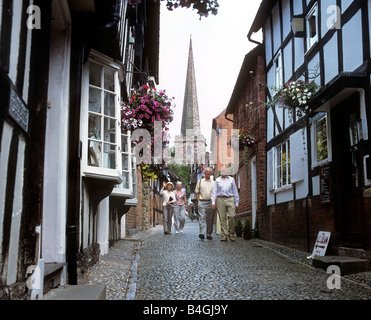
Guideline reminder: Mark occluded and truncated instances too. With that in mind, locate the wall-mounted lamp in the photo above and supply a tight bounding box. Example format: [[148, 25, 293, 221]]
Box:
[[291, 15, 305, 37], [148, 76, 156, 89]]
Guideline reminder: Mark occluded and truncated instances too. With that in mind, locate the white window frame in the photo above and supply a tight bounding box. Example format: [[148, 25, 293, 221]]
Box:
[[112, 132, 138, 200], [274, 50, 283, 92], [274, 140, 291, 190], [306, 3, 319, 54], [311, 113, 332, 168], [81, 50, 123, 182]]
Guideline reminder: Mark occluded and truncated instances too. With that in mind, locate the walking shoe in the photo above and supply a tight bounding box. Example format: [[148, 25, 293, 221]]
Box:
[[207, 235, 213, 240], [221, 237, 227, 242], [199, 234, 205, 240], [229, 236, 236, 242]]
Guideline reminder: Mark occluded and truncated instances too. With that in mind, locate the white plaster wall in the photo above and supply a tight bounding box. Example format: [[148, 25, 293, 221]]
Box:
[[321, 0, 337, 38], [323, 32, 338, 85], [0, 123, 12, 261], [97, 197, 110, 255], [342, 10, 363, 72], [283, 40, 293, 82], [8, 0, 23, 84], [6, 138, 25, 285], [272, 2, 281, 56], [265, 19, 273, 65], [281, 0, 291, 40]]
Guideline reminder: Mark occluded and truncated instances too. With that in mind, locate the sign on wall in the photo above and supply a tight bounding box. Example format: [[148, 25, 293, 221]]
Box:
[[9, 87, 29, 133], [320, 164, 331, 204]]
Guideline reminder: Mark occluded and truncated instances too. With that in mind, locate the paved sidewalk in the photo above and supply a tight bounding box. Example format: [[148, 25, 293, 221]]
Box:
[[79, 219, 371, 300]]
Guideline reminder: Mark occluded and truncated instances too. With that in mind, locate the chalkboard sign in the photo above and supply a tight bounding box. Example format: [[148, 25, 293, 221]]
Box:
[[320, 164, 331, 204]]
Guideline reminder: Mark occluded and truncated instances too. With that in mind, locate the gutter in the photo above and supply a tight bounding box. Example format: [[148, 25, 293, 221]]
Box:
[[225, 113, 234, 123], [247, 30, 262, 46]]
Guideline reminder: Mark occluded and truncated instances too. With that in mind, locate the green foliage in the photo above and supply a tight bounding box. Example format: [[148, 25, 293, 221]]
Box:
[[168, 164, 191, 197], [235, 219, 243, 231], [129, 0, 219, 18], [243, 218, 251, 233]]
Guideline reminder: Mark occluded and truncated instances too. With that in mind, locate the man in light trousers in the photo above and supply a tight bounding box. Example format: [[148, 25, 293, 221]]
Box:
[[211, 165, 239, 242], [195, 168, 215, 240]]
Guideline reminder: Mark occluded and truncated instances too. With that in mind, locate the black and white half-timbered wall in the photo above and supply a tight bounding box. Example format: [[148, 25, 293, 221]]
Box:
[[0, 0, 52, 299], [249, 0, 371, 252], [0, 0, 159, 300]]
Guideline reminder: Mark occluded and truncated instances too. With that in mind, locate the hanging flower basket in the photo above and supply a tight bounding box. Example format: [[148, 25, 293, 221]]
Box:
[[121, 85, 174, 133], [267, 80, 320, 119], [121, 85, 175, 181], [232, 126, 257, 150]]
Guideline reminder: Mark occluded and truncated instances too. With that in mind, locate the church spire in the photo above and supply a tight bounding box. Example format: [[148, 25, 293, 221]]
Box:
[[175, 37, 207, 167], [181, 36, 201, 136]]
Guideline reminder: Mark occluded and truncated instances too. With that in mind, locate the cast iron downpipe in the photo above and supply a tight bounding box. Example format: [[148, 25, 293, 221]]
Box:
[[66, 1, 124, 285], [66, 35, 83, 285]]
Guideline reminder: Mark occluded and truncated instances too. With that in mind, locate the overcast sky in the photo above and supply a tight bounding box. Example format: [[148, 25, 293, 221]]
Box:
[[158, 0, 263, 151]]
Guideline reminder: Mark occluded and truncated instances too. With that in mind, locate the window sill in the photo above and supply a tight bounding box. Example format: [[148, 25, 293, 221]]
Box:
[[312, 159, 331, 169], [125, 198, 138, 206], [111, 188, 133, 198], [273, 184, 293, 193], [83, 168, 123, 184]]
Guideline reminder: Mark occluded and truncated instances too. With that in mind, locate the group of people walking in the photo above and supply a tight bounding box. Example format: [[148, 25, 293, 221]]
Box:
[[160, 181, 188, 235], [160, 165, 239, 242]]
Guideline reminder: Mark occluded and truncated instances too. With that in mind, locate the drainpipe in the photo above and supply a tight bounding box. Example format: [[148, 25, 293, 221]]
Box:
[[305, 121, 312, 254], [66, 33, 84, 285], [305, 193, 310, 253]]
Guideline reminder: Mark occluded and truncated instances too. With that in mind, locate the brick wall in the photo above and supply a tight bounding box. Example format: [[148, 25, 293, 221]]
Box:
[[125, 166, 143, 233], [261, 196, 338, 253], [212, 109, 234, 176], [125, 166, 164, 235], [232, 54, 266, 237]]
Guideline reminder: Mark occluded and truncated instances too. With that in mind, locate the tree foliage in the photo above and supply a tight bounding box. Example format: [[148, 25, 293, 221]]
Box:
[[168, 163, 191, 197], [129, 0, 219, 18]]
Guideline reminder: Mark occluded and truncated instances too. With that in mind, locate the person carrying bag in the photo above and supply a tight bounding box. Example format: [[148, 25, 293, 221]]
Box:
[[160, 181, 176, 235]]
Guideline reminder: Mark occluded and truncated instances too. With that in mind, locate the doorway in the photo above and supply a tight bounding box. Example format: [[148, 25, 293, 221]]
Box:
[[331, 92, 365, 248]]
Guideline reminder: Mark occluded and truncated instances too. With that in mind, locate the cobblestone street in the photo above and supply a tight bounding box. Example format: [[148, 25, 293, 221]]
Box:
[[80, 219, 371, 301]]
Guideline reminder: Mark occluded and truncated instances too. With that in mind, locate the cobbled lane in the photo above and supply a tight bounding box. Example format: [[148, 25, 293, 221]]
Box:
[[135, 220, 371, 300], [79, 219, 371, 300]]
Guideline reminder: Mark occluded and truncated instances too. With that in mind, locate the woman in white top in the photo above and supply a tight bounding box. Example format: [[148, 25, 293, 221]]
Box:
[[160, 181, 176, 235]]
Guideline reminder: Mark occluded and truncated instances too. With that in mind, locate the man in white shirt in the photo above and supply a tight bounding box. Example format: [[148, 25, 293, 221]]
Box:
[[211, 165, 239, 242], [195, 168, 215, 240]]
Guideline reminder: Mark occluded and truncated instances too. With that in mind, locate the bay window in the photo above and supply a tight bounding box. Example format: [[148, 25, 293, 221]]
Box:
[[82, 51, 123, 181], [112, 131, 137, 200]]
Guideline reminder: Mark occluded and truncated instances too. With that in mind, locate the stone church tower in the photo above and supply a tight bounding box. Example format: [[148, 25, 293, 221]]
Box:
[[174, 37, 207, 166]]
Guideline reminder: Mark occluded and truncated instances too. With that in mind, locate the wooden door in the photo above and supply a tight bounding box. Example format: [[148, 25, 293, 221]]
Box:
[[331, 93, 365, 248]]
